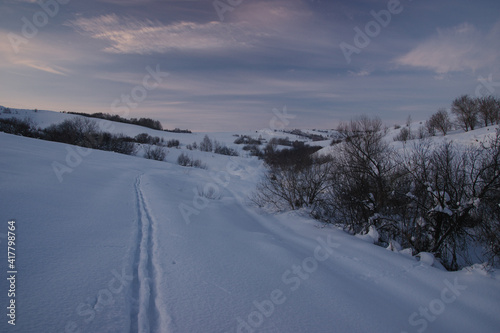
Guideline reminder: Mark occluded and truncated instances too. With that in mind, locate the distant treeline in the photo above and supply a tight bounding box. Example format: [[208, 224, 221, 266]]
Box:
[[64, 111, 191, 133]]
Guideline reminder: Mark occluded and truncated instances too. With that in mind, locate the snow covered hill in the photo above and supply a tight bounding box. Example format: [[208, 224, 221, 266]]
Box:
[[0, 109, 500, 333]]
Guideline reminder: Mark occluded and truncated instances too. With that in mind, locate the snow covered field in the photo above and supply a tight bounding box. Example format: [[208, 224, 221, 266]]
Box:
[[1, 109, 500, 332]]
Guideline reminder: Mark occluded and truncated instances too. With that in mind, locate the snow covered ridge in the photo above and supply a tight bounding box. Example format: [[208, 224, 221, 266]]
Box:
[[0, 110, 500, 332]]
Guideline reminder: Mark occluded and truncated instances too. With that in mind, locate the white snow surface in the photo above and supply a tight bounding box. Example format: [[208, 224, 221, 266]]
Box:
[[0, 110, 500, 333]]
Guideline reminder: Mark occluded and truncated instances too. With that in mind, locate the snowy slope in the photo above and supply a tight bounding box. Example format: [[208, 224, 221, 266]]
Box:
[[0, 107, 309, 151], [0, 110, 500, 332]]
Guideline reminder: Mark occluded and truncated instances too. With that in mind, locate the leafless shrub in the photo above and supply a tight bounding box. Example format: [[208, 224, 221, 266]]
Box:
[[477, 95, 499, 126], [177, 153, 207, 169], [144, 145, 167, 161], [451, 95, 479, 131]]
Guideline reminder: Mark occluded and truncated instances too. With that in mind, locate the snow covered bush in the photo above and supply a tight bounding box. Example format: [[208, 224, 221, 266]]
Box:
[[400, 134, 500, 269]]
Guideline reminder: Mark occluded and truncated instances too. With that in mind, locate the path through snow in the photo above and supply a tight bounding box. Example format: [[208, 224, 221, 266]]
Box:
[[132, 174, 173, 333]]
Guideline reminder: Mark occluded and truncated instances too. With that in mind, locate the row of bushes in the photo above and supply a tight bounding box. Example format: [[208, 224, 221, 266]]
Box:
[[285, 129, 328, 141], [186, 135, 239, 156], [0, 117, 184, 158], [0, 117, 39, 137], [66, 111, 164, 131], [254, 116, 500, 270], [134, 133, 179, 148], [234, 135, 263, 145]]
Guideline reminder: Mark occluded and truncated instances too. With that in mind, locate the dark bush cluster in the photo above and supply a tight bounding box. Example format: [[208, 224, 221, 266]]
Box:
[[268, 137, 293, 147], [234, 135, 262, 145], [164, 128, 192, 134], [255, 115, 500, 270], [66, 112, 164, 130], [242, 144, 262, 157], [135, 133, 162, 145], [0, 117, 40, 137], [198, 135, 239, 156], [214, 142, 239, 156], [177, 153, 206, 169], [166, 139, 180, 148], [253, 143, 331, 211], [144, 145, 167, 161], [286, 129, 328, 141], [0, 117, 137, 156], [133, 134, 178, 148], [44, 118, 137, 155], [97, 132, 137, 155], [261, 144, 322, 168]]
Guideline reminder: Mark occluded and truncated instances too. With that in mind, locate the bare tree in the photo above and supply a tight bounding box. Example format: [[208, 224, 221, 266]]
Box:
[[477, 95, 499, 126], [328, 116, 399, 233], [475, 129, 500, 264], [451, 95, 478, 131], [426, 108, 452, 136]]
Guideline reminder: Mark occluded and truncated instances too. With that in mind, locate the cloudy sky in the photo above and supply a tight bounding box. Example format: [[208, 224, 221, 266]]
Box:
[[1, 0, 499, 131]]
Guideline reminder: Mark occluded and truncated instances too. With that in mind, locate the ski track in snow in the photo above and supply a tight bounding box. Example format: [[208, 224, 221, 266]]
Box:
[[131, 174, 172, 333]]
